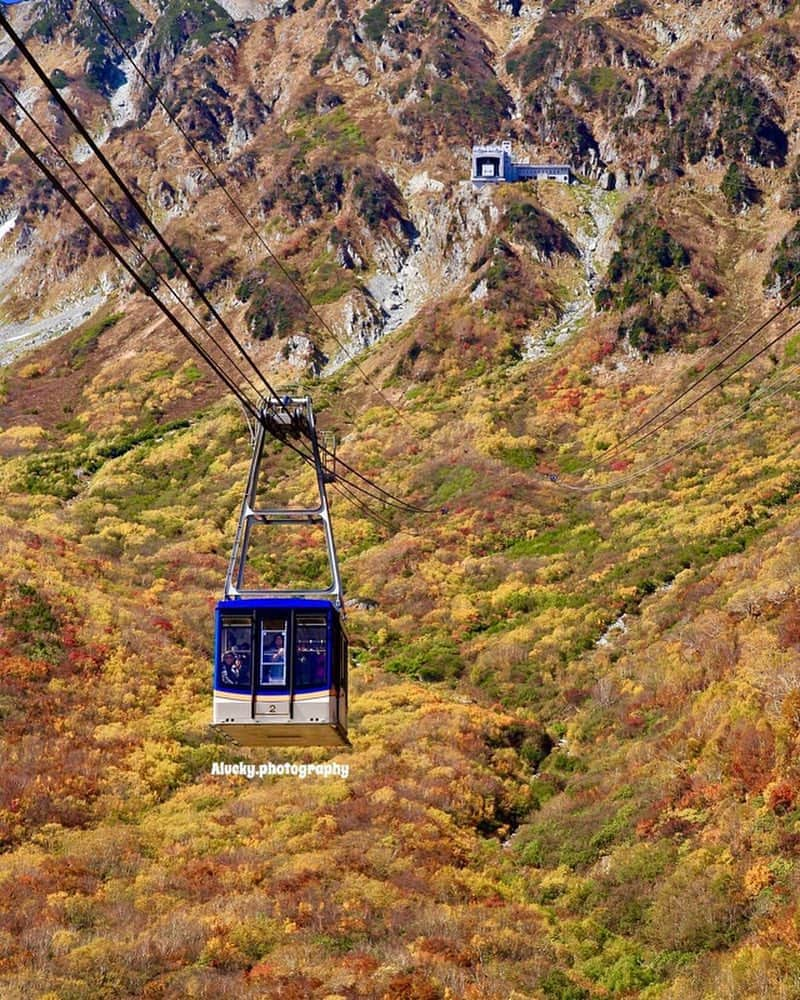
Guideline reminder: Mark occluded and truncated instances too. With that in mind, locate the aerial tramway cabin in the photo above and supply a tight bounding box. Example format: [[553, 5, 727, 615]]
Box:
[[213, 597, 348, 747], [212, 397, 349, 747]]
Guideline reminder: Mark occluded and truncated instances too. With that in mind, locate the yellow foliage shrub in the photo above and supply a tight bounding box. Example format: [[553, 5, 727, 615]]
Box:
[[0, 424, 45, 453]]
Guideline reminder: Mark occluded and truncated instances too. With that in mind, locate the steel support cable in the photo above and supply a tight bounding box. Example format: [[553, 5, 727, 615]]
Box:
[[0, 107, 263, 423], [256, 391, 440, 514], [554, 365, 800, 494], [327, 466, 433, 513], [564, 304, 754, 478], [247, 426, 409, 532], [316, 441, 439, 513], [550, 325, 800, 493], [552, 305, 800, 491], [0, 77, 266, 407], [546, 187, 800, 479], [80, 0, 413, 430], [587, 290, 800, 471], [76, 0, 443, 512], [0, 9, 279, 407], [332, 477, 423, 536], [328, 478, 399, 532], [266, 410, 437, 515], [600, 310, 800, 463], [328, 459, 437, 514], [261, 417, 432, 517], [275, 429, 427, 515], [35, 0, 425, 509]]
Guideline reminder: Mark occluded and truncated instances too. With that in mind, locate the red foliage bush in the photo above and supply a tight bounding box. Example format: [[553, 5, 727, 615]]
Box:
[[589, 337, 616, 363], [727, 720, 775, 795], [782, 690, 800, 734], [778, 601, 800, 649], [767, 782, 796, 815], [553, 388, 584, 413], [383, 972, 443, 1000], [562, 686, 589, 706], [342, 952, 380, 976], [416, 936, 474, 966]]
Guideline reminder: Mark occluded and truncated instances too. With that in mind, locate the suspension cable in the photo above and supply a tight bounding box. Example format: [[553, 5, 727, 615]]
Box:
[[0, 77, 267, 407], [600, 311, 800, 467], [593, 289, 800, 470], [1, 5, 432, 510], [316, 441, 439, 513], [271, 423, 430, 517], [0, 105, 264, 422], [549, 328, 800, 493], [328, 478, 399, 532], [0, 9, 440, 519], [0, 7, 279, 406]]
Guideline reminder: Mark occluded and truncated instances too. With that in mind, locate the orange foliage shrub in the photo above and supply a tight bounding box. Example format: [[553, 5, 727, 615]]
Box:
[[781, 690, 800, 734], [766, 781, 796, 815], [727, 720, 775, 795], [778, 601, 800, 649], [383, 972, 443, 1000]]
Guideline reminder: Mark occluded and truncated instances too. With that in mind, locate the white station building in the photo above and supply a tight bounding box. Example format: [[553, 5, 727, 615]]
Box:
[[471, 141, 572, 187]]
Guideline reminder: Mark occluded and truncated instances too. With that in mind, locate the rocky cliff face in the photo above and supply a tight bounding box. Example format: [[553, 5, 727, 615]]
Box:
[[1, 0, 799, 372]]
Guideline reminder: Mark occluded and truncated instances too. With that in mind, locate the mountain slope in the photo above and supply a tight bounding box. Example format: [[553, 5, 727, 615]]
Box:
[[1, 0, 800, 997]]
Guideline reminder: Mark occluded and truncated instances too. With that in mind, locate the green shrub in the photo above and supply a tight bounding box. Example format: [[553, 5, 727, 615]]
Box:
[[764, 221, 800, 300], [676, 70, 787, 168], [610, 0, 647, 17], [507, 39, 557, 85], [504, 202, 578, 258], [362, 0, 393, 43], [73, 0, 146, 95], [540, 970, 590, 1000], [595, 201, 693, 352], [385, 638, 463, 682], [154, 0, 235, 55], [2, 583, 63, 662], [70, 312, 123, 369], [49, 68, 69, 89], [785, 156, 800, 211], [720, 162, 759, 210]]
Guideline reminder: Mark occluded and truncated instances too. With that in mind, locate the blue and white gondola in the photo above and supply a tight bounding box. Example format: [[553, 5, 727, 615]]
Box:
[[212, 397, 349, 747]]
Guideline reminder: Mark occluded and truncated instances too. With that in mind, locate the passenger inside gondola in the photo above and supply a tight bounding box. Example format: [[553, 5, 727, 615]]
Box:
[[233, 653, 249, 685], [261, 631, 286, 684], [220, 651, 236, 683], [231, 640, 250, 660], [221, 650, 249, 686]]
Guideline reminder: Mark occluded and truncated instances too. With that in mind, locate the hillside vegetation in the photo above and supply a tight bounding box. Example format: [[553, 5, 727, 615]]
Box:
[[1, 0, 800, 997]]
